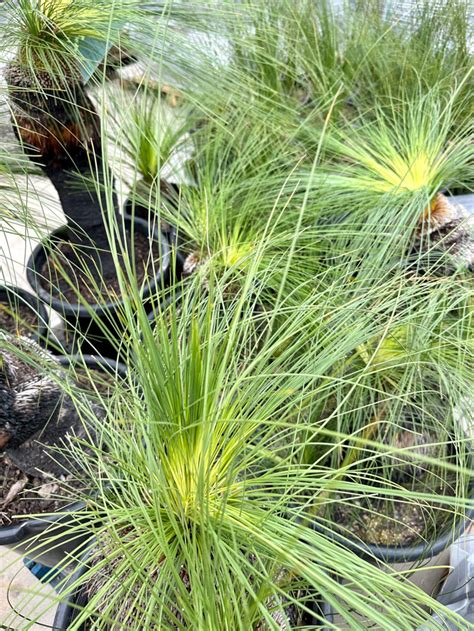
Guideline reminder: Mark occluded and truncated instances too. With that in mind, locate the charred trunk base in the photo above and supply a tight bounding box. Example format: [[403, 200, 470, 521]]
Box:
[[413, 194, 474, 275]]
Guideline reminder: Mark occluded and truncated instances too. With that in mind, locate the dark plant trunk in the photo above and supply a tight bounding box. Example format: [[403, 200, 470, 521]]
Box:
[[0, 334, 64, 450], [5, 61, 120, 272]]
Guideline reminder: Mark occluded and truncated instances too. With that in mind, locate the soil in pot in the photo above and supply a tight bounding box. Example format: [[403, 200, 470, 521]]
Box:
[[0, 301, 39, 338], [39, 228, 163, 306], [331, 486, 456, 548], [0, 288, 47, 340], [327, 439, 466, 549]]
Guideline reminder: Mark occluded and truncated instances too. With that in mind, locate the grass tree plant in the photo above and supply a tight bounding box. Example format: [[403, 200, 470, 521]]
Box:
[[107, 86, 195, 221], [0, 0, 237, 308], [304, 267, 473, 553], [17, 255, 472, 629], [0, 1, 473, 629], [2, 0, 131, 253], [123, 102, 330, 314], [300, 85, 474, 275], [344, 0, 474, 121]]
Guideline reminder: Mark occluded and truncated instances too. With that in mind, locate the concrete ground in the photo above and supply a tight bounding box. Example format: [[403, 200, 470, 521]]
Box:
[[0, 548, 57, 629]]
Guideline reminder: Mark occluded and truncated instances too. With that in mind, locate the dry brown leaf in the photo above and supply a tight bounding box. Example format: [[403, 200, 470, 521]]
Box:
[[2, 477, 28, 508]]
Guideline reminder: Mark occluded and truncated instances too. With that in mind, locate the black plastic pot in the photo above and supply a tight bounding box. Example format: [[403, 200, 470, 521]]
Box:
[[0, 284, 49, 343], [0, 355, 127, 567], [26, 216, 170, 357], [0, 500, 89, 569], [312, 488, 474, 564], [57, 353, 128, 381], [54, 558, 88, 630]]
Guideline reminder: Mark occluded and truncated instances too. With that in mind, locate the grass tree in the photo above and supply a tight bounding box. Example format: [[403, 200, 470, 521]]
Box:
[[125, 103, 327, 308], [107, 85, 195, 219], [0, 2, 472, 629], [303, 267, 473, 540], [0, 0, 235, 277], [345, 0, 473, 119], [18, 258, 472, 630], [1, 0, 138, 286], [299, 85, 474, 274], [216, 1, 473, 133]]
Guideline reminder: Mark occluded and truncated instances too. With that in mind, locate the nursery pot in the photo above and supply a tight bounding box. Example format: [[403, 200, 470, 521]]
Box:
[[53, 554, 89, 630], [57, 353, 128, 388], [312, 482, 474, 564], [312, 505, 474, 564], [0, 500, 89, 569], [26, 216, 171, 357], [0, 284, 49, 343], [0, 356, 127, 567]]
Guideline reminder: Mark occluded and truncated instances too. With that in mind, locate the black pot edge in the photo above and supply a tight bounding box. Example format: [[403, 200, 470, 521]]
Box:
[[0, 283, 49, 342], [26, 217, 171, 319], [311, 439, 474, 564], [53, 547, 90, 631], [312, 500, 474, 564], [57, 353, 128, 379], [0, 500, 89, 568]]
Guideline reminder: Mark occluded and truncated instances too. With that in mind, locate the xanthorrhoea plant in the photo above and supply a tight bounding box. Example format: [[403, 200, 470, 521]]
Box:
[[26, 266, 473, 630], [217, 0, 473, 137], [302, 86, 473, 273], [1, 0, 138, 256], [107, 86, 195, 217], [133, 105, 326, 304], [0, 0, 232, 266], [302, 270, 473, 532]]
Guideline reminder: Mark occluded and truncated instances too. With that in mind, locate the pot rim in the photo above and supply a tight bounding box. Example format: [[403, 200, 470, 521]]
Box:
[[57, 353, 128, 379], [26, 216, 171, 319], [311, 481, 474, 563]]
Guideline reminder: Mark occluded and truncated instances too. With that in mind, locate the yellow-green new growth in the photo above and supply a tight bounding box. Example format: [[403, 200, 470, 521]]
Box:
[[322, 86, 473, 201]]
